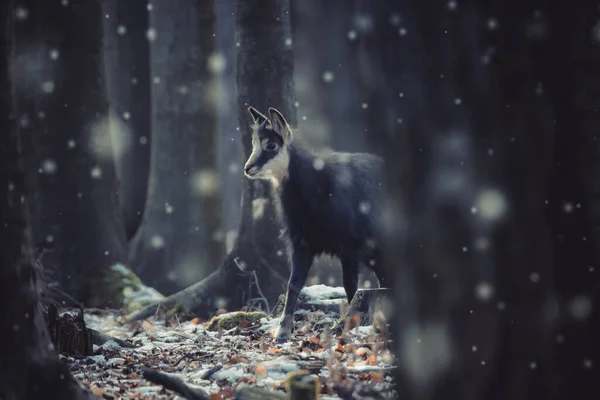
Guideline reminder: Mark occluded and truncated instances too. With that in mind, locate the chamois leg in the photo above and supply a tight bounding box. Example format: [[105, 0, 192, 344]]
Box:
[[275, 248, 312, 342], [341, 255, 359, 303]]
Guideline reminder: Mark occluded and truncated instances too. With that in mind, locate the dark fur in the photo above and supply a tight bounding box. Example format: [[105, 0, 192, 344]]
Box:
[[244, 107, 387, 341], [278, 143, 386, 336]]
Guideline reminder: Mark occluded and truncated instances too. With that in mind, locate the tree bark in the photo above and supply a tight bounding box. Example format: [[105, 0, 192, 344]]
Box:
[[12, 0, 127, 307], [102, 0, 152, 240], [127, 0, 295, 322], [129, 0, 223, 295], [215, 0, 243, 247], [380, 0, 598, 399], [0, 4, 96, 398]]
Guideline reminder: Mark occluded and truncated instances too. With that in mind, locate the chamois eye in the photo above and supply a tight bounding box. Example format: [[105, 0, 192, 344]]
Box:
[[265, 142, 278, 151]]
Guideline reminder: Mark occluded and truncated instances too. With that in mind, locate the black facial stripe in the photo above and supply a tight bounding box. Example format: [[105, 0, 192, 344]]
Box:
[[254, 147, 279, 167]]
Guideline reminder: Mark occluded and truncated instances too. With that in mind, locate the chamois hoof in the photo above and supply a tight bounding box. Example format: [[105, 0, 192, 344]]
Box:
[[273, 325, 292, 343]]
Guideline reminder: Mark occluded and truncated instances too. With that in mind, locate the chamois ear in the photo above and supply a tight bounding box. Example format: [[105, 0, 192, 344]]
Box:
[[248, 106, 268, 125], [268, 107, 292, 141]]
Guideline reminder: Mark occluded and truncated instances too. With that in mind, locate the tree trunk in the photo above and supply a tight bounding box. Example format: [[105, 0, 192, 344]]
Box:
[[0, 4, 96, 398], [102, 0, 152, 240], [215, 0, 243, 249], [129, 0, 223, 295], [12, 0, 127, 307], [380, 0, 598, 399], [127, 0, 295, 322]]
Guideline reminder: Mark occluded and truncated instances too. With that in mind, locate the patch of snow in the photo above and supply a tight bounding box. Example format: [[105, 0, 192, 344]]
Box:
[[101, 340, 121, 350], [300, 285, 347, 301], [210, 365, 246, 381], [107, 357, 126, 367]]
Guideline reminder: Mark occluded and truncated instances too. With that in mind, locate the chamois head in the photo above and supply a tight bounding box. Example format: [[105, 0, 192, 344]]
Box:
[[243, 106, 292, 184]]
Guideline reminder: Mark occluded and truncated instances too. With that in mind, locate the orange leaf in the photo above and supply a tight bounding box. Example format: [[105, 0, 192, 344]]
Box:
[[190, 318, 201, 324], [335, 344, 344, 352], [256, 365, 267, 376], [239, 320, 253, 329], [369, 371, 383, 381], [209, 394, 223, 400], [309, 336, 322, 346], [344, 343, 356, 353], [267, 348, 282, 354], [355, 347, 369, 357], [366, 355, 377, 365]]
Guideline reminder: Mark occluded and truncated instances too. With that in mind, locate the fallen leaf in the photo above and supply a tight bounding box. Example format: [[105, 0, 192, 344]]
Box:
[[355, 347, 372, 357], [369, 371, 383, 381], [267, 348, 282, 354], [190, 318, 201, 324], [256, 365, 267, 376], [309, 336, 322, 346], [238, 320, 253, 329]]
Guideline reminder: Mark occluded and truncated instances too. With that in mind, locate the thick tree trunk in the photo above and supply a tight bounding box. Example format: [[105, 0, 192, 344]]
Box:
[[290, 0, 366, 151], [215, 0, 243, 246], [127, 0, 295, 322], [0, 4, 95, 398], [129, 0, 223, 295], [102, 0, 152, 240], [381, 1, 598, 399], [12, 0, 127, 307]]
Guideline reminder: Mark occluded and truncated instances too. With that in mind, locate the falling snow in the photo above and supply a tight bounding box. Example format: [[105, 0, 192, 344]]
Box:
[[42, 159, 58, 174], [312, 158, 325, 170], [146, 28, 157, 42], [359, 201, 371, 214], [41, 81, 56, 94], [49, 49, 60, 60], [475, 189, 507, 222], [322, 71, 334, 83], [15, 6, 29, 21], [90, 166, 103, 179]]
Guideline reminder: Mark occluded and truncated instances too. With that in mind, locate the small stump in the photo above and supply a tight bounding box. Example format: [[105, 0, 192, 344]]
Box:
[[47, 304, 93, 356]]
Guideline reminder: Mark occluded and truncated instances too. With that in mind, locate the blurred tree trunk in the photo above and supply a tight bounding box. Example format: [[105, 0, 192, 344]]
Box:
[[215, 0, 243, 251], [127, 0, 294, 322], [103, 0, 152, 240], [12, 0, 127, 307], [290, 0, 366, 152], [546, 1, 599, 397], [381, 1, 598, 399], [0, 4, 95, 399], [129, 0, 223, 295]]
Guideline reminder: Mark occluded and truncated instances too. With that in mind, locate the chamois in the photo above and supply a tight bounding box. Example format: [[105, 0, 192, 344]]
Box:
[[243, 106, 387, 342]]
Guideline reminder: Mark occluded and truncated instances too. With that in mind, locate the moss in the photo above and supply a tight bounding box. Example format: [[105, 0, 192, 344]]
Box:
[[205, 311, 267, 331], [284, 370, 320, 400], [100, 263, 164, 312]]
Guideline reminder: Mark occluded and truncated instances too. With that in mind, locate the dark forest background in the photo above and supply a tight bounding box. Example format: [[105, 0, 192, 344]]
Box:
[[1, 0, 599, 399]]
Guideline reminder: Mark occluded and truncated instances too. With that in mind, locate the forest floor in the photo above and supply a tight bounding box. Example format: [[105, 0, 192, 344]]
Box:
[[64, 285, 396, 399]]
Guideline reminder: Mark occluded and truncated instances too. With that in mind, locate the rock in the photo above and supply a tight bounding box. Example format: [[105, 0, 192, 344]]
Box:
[[270, 285, 348, 318]]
